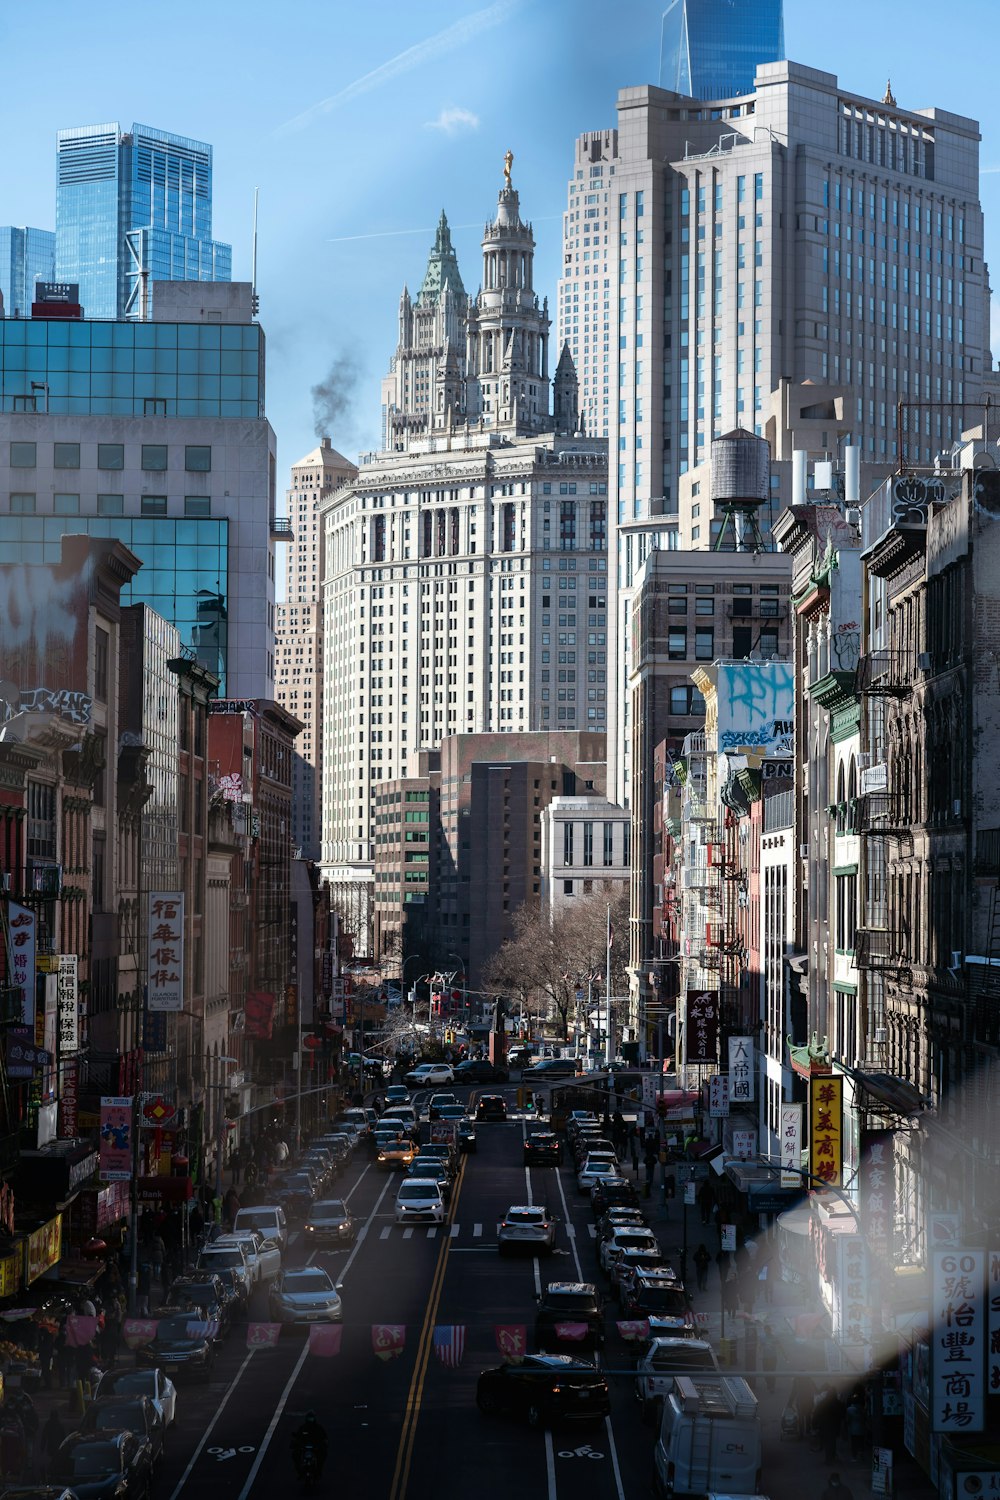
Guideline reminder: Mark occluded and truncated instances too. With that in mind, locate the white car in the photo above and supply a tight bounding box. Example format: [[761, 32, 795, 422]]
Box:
[[404, 1063, 455, 1087], [599, 1225, 661, 1275], [395, 1178, 446, 1225], [214, 1229, 281, 1283], [94, 1366, 177, 1428], [634, 1337, 719, 1422], [497, 1204, 556, 1255], [196, 1239, 252, 1298], [577, 1155, 621, 1193]]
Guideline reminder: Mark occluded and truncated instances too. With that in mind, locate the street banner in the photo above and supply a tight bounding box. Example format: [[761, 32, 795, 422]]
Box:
[[432, 1326, 466, 1368], [309, 1324, 342, 1357], [930, 1250, 985, 1433], [495, 1325, 526, 1361], [859, 1129, 894, 1270], [809, 1074, 843, 1187], [728, 1036, 754, 1103], [372, 1324, 405, 1361], [988, 1251, 1000, 1406], [8, 903, 36, 1025], [65, 1315, 99, 1348], [99, 1097, 133, 1181], [57, 954, 78, 1054], [147, 892, 184, 1011], [685, 990, 718, 1063], [616, 1320, 651, 1342], [554, 1322, 590, 1341], [246, 1323, 281, 1350], [779, 1103, 802, 1188], [708, 1074, 729, 1118], [122, 1320, 158, 1349]]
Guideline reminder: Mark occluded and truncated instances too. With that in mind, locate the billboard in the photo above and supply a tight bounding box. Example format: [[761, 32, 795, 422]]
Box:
[[728, 1035, 754, 1103], [0, 534, 94, 727], [810, 1074, 843, 1188], [147, 892, 184, 1012], [99, 1097, 134, 1181]]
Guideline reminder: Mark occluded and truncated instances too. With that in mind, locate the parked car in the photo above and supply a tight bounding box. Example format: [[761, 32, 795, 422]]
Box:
[[577, 1155, 621, 1194], [165, 1273, 238, 1335], [610, 1245, 670, 1293], [635, 1337, 719, 1424], [453, 1059, 509, 1083], [599, 1225, 661, 1276], [213, 1229, 281, 1283], [497, 1204, 556, 1255], [77, 1395, 165, 1465], [268, 1266, 343, 1325], [303, 1199, 356, 1247], [135, 1308, 220, 1381], [196, 1240, 252, 1299], [51, 1431, 154, 1500], [476, 1353, 609, 1428], [93, 1367, 177, 1428], [535, 1282, 605, 1351], [591, 1176, 641, 1216], [620, 1270, 692, 1331], [232, 1204, 288, 1253]]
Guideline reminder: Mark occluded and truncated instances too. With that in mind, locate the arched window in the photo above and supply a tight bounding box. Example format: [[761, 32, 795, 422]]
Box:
[[836, 762, 846, 835]]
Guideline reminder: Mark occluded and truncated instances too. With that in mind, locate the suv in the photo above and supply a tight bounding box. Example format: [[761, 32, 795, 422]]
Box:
[[232, 1204, 288, 1253], [395, 1178, 446, 1225], [476, 1095, 507, 1122], [453, 1059, 509, 1084], [535, 1281, 605, 1351], [523, 1058, 579, 1079], [196, 1241, 252, 1300]]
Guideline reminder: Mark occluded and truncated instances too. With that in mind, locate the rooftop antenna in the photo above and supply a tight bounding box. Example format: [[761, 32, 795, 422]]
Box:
[[251, 187, 260, 318]]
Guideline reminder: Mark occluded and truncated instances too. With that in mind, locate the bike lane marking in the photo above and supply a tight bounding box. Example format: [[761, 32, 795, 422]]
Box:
[[167, 1349, 257, 1500]]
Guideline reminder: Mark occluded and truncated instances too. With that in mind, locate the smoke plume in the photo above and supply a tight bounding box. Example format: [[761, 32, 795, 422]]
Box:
[[311, 352, 359, 442]]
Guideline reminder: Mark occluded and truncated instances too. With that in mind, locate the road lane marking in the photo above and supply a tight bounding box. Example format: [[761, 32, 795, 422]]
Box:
[[603, 1414, 627, 1498], [587, 1224, 597, 1238], [473, 1223, 482, 1237], [545, 1430, 557, 1499], [427, 1228, 437, 1239], [449, 1224, 459, 1238], [403, 1228, 414, 1240], [167, 1349, 255, 1500], [380, 1227, 391, 1240], [236, 1340, 310, 1500], [553, 1161, 584, 1281]]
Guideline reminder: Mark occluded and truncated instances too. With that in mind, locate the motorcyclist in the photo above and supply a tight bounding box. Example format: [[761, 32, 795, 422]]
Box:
[[291, 1411, 327, 1479]]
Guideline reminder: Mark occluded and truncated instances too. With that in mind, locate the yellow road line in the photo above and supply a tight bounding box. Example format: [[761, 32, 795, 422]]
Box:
[[388, 1152, 467, 1500]]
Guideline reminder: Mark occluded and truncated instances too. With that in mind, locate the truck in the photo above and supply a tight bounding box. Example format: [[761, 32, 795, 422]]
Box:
[[653, 1375, 762, 1498]]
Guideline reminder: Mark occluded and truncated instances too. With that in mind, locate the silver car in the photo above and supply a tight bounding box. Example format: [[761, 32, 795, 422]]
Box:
[[268, 1266, 343, 1324], [497, 1204, 556, 1255]]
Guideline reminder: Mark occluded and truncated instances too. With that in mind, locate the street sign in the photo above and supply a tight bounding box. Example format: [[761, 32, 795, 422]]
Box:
[[721, 1223, 736, 1252], [684, 1182, 696, 1205]]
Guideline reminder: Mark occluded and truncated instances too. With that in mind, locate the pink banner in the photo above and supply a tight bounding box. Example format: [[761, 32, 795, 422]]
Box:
[[494, 1325, 526, 1361], [122, 1320, 158, 1349], [554, 1322, 590, 1341], [99, 1097, 133, 1181], [65, 1315, 100, 1348], [616, 1319, 651, 1342], [308, 1324, 342, 1358], [372, 1324, 405, 1361], [246, 1323, 281, 1350]]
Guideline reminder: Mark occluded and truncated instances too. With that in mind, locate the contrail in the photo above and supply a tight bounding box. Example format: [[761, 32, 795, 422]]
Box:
[[274, 0, 520, 137], [326, 214, 561, 245]]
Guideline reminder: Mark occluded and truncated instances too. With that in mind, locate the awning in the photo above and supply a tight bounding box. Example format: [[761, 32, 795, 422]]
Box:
[[850, 1070, 925, 1116]]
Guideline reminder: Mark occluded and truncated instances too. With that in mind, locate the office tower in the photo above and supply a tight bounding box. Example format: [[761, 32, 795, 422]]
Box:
[[320, 169, 607, 948], [659, 0, 784, 100], [600, 63, 990, 806], [55, 122, 232, 319], [556, 131, 619, 440], [0, 281, 276, 698], [0, 226, 55, 316], [275, 437, 357, 860]]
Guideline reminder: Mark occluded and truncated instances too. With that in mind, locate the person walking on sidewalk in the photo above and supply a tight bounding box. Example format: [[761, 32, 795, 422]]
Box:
[[814, 1386, 845, 1466], [628, 1125, 640, 1176], [821, 1472, 854, 1500], [693, 1243, 711, 1293]]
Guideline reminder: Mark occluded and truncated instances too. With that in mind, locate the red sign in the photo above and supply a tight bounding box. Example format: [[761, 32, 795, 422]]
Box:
[[246, 991, 275, 1040]]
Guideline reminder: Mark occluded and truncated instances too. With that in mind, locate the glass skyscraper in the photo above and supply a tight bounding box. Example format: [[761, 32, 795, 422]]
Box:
[[0, 226, 55, 317], [55, 122, 232, 319], [659, 0, 784, 99]]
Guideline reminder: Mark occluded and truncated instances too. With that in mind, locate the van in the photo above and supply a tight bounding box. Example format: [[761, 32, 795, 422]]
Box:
[[653, 1375, 762, 1498], [232, 1204, 288, 1254]]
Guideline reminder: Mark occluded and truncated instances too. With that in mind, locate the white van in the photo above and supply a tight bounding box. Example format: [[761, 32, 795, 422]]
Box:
[[232, 1204, 288, 1254], [653, 1375, 762, 1498]]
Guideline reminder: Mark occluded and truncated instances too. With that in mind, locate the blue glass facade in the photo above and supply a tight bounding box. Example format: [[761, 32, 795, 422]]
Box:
[[0, 227, 55, 318], [55, 122, 232, 319], [0, 514, 230, 690], [659, 0, 784, 99], [0, 318, 263, 419]]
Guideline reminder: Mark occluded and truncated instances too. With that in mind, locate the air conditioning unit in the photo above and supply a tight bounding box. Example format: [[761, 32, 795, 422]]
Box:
[[916, 652, 932, 671], [856, 753, 871, 770], [799, 843, 809, 858], [874, 1026, 888, 1044]]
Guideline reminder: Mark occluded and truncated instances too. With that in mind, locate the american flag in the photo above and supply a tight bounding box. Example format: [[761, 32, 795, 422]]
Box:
[[432, 1325, 466, 1368]]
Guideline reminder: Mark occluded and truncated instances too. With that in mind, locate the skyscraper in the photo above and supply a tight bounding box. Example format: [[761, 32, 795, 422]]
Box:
[[660, 0, 784, 100], [0, 226, 55, 317], [55, 122, 232, 319]]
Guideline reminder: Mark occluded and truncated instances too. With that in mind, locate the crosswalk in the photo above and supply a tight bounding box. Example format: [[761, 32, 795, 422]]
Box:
[[373, 1221, 599, 1242]]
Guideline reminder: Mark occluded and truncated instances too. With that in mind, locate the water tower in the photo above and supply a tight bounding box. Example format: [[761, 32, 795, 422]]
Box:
[[711, 427, 771, 552]]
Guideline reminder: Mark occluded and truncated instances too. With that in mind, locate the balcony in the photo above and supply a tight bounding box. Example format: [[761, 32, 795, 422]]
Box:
[[270, 516, 293, 540], [683, 864, 714, 890], [854, 927, 908, 973], [858, 791, 913, 844], [855, 650, 913, 698]]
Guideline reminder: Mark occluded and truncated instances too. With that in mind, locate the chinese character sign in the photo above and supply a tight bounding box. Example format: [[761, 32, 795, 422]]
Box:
[[147, 892, 184, 1012], [731, 1130, 756, 1160], [834, 1234, 871, 1348], [780, 1103, 802, 1188], [8, 902, 36, 1025], [685, 990, 718, 1064], [860, 1129, 894, 1272], [708, 1074, 729, 1118], [728, 1035, 754, 1103], [988, 1251, 1000, 1404], [931, 1250, 985, 1433], [810, 1074, 843, 1188], [99, 1097, 133, 1181], [57, 954, 78, 1054]]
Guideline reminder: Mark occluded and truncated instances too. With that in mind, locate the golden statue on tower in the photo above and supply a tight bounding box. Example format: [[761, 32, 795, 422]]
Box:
[[503, 149, 513, 187]]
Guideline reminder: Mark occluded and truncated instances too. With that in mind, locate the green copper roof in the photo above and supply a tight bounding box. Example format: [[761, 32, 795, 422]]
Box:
[[417, 210, 467, 306]]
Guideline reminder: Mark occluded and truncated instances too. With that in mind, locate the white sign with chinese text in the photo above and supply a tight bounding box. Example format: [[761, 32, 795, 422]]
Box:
[[8, 902, 36, 1024], [930, 1250, 985, 1434], [779, 1103, 802, 1188], [833, 1234, 871, 1348], [708, 1074, 729, 1118], [57, 954, 78, 1054], [731, 1130, 756, 1161], [147, 892, 184, 1012], [728, 1035, 754, 1103], [721, 1223, 736, 1252]]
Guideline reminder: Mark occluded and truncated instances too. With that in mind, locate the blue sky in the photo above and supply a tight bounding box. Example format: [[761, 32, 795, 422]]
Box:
[[0, 0, 997, 472]]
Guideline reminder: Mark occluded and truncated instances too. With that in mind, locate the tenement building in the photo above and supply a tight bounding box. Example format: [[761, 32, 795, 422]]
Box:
[[320, 164, 608, 950]]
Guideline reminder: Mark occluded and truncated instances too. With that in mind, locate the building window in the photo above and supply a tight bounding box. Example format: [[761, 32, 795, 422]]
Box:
[[92, 834, 106, 912], [583, 821, 594, 867], [97, 443, 124, 470], [10, 493, 35, 513], [668, 628, 687, 659], [141, 444, 168, 471], [563, 879, 574, 896], [836, 873, 858, 951], [10, 441, 36, 468], [141, 496, 167, 516], [603, 822, 615, 867], [563, 822, 574, 866], [54, 442, 80, 469], [97, 494, 124, 516], [695, 627, 714, 661], [54, 493, 80, 515], [185, 445, 212, 472], [26, 782, 56, 859], [95, 627, 109, 703], [184, 496, 212, 517]]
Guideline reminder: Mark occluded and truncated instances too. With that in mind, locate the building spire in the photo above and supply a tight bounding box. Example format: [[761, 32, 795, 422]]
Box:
[[882, 78, 897, 106], [417, 210, 467, 306]]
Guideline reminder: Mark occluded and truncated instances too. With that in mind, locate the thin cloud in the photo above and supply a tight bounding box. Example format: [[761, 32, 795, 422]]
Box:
[[425, 106, 480, 135], [274, 0, 518, 137], [981, 166, 1000, 174]]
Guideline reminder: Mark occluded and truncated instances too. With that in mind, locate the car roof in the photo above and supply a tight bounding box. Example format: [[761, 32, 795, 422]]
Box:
[[399, 1177, 442, 1187], [546, 1281, 597, 1295], [505, 1204, 547, 1214], [514, 1353, 601, 1370]]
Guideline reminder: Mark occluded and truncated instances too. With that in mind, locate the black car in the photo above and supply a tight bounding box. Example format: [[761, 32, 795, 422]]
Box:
[[591, 1175, 640, 1217], [476, 1353, 609, 1428], [535, 1282, 606, 1351], [419, 1141, 457, 1177], [476, 1095, 507, 1122], [77, 1395, 166, 1464], [165, 1274, 237, 1334], [271, 1171, 315, 1218], [456, 1116, 477, 1153], [524, 1131, 563, 1167], [136, 1307, 219, 1380], [522, 1058, 579, 1080], [52, 1431, 154, 1500], [453, 1059, 510, 1084]]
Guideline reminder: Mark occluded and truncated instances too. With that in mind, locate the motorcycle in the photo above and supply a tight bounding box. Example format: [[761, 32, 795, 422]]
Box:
[[294, 1442, 324, 1488]]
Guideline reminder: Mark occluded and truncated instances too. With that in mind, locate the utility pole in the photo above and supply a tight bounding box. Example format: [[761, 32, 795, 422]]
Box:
[[604, 902, 613, 1069]]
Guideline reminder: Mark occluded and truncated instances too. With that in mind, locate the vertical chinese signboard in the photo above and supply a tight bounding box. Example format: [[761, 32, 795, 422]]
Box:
[[810, 1074, 843, 1188], [99, 1098, 134, 1181], [60, 1059, 79, 1139], [859, 1128, 894, 1272], [57, 954, 78, 1054], [8, 903, 36, 1024], [834, 1234, 871, 1348], [931, 1250, 985, 1433], [779, 1103, 802, 1188], [728, 1035, 754, 1103], [987, 1250, 1000, 1405], [685, 991, 718, 1064], [147, 892, 184, 1012], [708, 1074, 729, 1117]]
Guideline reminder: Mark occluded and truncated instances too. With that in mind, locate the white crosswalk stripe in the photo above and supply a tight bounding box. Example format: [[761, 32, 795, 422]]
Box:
[[380, 1226, 391, 1240], [473, 1223, 483, 1238], [427, 1227, 438, 1239], [587, 1224, 597, 1238], [402, 1228, 414, 1240], [450, 1224, 460, 1238]]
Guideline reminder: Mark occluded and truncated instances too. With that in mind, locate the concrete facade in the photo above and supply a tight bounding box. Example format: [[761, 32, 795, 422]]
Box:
[[539, 795, 630, 919]]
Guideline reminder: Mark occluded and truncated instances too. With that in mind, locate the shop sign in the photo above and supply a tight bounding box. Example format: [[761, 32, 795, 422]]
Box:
[[988, 1250, 1000, 1404], [930, 1250, 985, 1433], [810, 1074, 843, 1187], [708, 1074, 729, 1118], [8, 903, 35, 1025], [720, 1223, 736, 1252], [57, 955, 78, 1054], [860, 1128, 894, 1270], [834, 1234, 871, 1347], [728, 1035, 754, 1103], [952, 1473, 1000, 1498], [147, 892, 184, 1011], [0, 1252, 20, 1298], [59, 1059, 78, 1139], [25, 1214, 62, 1284], [99, 1098, 133, 1181], [685, 991, 718, 1063], [780, 1103, 802, 1188], [730, 1129, 756, 1160], [871, 1446, 893, 1495]]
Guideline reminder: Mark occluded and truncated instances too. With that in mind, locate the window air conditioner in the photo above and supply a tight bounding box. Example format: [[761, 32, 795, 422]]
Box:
[[874, 1027, 888, 1044], [916, 652, 932, 671]]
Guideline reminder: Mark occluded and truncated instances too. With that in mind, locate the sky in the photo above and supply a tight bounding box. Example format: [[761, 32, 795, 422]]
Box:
[[0, 0, 997, 477]]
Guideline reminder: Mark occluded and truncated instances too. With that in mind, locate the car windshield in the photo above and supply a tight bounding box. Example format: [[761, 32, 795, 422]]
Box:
[[156, 1316, 207, 1339], [545, 1292, 597, 1311], [171, 1283, 217, 1303], [529, 1133, 557, 1144], [400, 1184, 439, 1200], [283, 1271, 332, 1293], [649, 1345, 714, 1371], [236, 1214, 278, 1234], [639, 1287, 689, 1313], [313, 1201, 347, 1218], [91, 1403, 144, 1433], [67, 1443, 120, 1477], [616, 1231, 658, 1249], [102, 1372, 156, 1398], [507, 1209, 545, 1223], [437, 1106, 465, 1118]]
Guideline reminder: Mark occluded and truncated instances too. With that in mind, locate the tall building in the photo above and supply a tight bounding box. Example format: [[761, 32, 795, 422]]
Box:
[[556, 130, 618, 440], [320, 167, 607, 948], [275, 437, 356, 859], [0, 226, 55, 316], [660, 0, 784, 100], [55, 122, 232, 319]]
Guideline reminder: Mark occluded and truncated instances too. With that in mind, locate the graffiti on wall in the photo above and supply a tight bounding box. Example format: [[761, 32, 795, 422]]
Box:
[[831, 621, 861, 674], [717, 661, 794, 754], [0, 536, 93, 726]]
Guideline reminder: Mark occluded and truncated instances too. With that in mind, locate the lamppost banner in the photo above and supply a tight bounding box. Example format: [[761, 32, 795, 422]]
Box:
[[809, 1074, 843, 1188], [99, 1097, 134, 1181], [685, 990, 718, 1063]]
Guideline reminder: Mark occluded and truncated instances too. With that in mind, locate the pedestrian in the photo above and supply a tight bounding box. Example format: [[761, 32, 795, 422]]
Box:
[[697, 1178, 714, 1226], [39, 1408, 64, 1482], [643, 1149, 656, 1199], [721, 1265, 740, 1319], [136, 1260, 152, 1319], [629, 1125, 640, 1176], [760, 1322, 778, 1394], [149, 1231, 166, 1289], [35, 1321, 55, 1391], [693, 1242, 711, 1293], [845, 1393, 865, 1460], [757, 1250, 775, 1305], [612, 1110, 627, 1152], [791, 1373, 817, 1440], [738, 1261, 757, 1314], [821, 1472, 854, 1500], [814, 1386, 845, 1465], [230, 1143, 243, 1187], [101, 1303, 121, 1369]]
